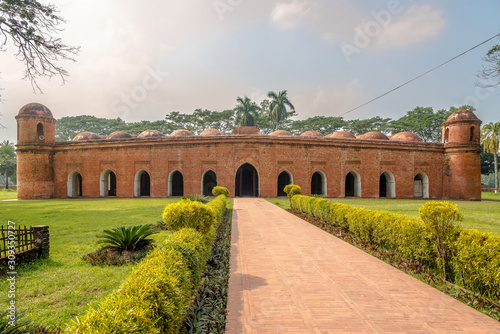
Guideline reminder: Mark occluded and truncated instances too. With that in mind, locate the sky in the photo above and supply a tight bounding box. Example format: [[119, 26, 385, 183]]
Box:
[[1, 0, 499, 142]]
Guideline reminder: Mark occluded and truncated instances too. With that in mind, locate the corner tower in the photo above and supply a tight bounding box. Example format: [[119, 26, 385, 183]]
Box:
[[15, 103, 56, 199], [441, 109, 482, 200]]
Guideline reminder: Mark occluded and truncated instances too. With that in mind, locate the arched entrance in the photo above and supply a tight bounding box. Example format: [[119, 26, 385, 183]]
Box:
[[100, 169, 117, 197], [311, 171, 326, 196], [414, 172, 429, 199], [345, 171, 361, 197], [67, 171, 82, 197], [169, 170, 184, 197], [134, 170, 150, 197], [235, 163, 259, 197], [379, 171, 395, 198], [277, 171, 292, 196], [202, 170, 217, 196]]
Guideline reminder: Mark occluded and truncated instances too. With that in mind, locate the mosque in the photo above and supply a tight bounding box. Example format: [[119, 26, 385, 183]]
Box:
[[15, 103, 482, 200]]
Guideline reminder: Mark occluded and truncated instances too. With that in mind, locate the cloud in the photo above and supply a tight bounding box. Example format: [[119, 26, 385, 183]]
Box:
[[375, 4, 446, 49], [271, 0, 310, 29]]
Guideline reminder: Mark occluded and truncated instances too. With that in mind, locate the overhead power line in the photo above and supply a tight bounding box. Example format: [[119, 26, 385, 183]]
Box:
[[339, 32, 500, 117]]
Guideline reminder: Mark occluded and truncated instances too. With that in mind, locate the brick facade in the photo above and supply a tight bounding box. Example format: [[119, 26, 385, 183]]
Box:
[[15, 104, 482, 201]]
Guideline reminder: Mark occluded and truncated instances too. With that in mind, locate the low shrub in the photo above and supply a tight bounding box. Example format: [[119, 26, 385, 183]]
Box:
[[284, 184, 301, 204], [453, 229, 500, 298], [183, 194, 210, 203], [212, 186, 229, 196], [162, 199, 215, 234], [82, 245, 152, 266], [420, 201, 463, 281]]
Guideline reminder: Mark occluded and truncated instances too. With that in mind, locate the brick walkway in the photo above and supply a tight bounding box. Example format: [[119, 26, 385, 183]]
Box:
[[226, 198, 500, 334]]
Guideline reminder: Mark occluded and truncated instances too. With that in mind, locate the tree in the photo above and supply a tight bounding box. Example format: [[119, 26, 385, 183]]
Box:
[[288, 116, 345, 135], [0, 144, 16, 188], [0, 0, 79, 94], [234, 96, 260, 127], [481, 122, 500, 191], [481, 152, 495, 175], [344, 116, 391, 136], [267, 90, 295, 131], [477, 44, 500, 88], [55, 115, 126, 141]]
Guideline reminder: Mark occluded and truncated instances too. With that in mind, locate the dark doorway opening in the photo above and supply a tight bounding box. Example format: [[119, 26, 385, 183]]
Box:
[[235, 163, 259, 197], [203, 170, 217, 196], [379, 173, 387, 198], [277, 171, 291, 196], [414, 174, 423, 198], [311, 172, 324, 195], [107, 171, 117, 197], [345, 172, 355, 197], [140, 172, 150, 197], [171, 171, 184, 197]]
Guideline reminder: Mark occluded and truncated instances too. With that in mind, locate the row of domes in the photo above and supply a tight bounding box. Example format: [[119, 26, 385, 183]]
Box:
[[72, 126, 423, 142]]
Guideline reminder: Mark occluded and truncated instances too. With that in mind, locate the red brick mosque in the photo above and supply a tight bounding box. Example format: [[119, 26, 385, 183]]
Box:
[[15, 103, 482, 200]]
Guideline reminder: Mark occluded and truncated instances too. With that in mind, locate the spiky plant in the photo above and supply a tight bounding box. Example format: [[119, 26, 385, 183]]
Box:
[[0, 311, 31, 334], [97, 224, 158, 252]]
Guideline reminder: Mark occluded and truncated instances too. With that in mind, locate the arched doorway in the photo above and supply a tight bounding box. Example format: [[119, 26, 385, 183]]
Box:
[[134, 170, 150, 197], [379, 171, 395, 198], [311, 171, 326, 196], [345, 171, 361, 197], [235, 163, 259, 197], [100, 169, 117, 197], [67, 171, 82, 197], [169, 171, 184, 197], [277, 171, 292, 196], [202, 170, 217, 196], [414, 172, 429, 199]]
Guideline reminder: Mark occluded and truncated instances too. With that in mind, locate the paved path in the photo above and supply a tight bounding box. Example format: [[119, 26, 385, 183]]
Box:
[[226, 198, 500, 334]]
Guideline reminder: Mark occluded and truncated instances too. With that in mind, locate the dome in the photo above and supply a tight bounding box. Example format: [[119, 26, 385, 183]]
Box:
[[356, 131, 389, 140], [170, 129, 194, 137], [107, 131, 134, 140], [446, 109, 479, 123], [137, 130, 164, 139], [270, 130, 292, 136], [73, 132, 102, 141], [326, 131, 355, 139], [231, 126, 262, 135], [390, 132, 423, 142], [200, 128, 224, 136], [300, 130, 323, 137], [18, 103, 53, 118]]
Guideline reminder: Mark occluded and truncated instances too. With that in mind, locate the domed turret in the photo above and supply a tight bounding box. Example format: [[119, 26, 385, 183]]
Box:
[[300, 130, 323, 137], [442, 109, 481, 145], [107, 131, 134, 140], [73, 132, 102, 141], [270, 130, 292, 136], [18, 103, 54, 118], [231, 127, 262, 135], [137, 130, 164, 139], [170, 129, 194, 137], [356, 131, 389, 140], [326, 131, 355, 139], [200, 129, 224, 136], [390, 132, 423, 142], [15, 103, 56, 145]]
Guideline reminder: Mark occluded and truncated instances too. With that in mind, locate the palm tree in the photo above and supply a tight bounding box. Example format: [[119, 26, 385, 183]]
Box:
[[482, 122, 500, 192], [234, 96, 260, 126], [1, 140, 14, 148], [267, 90, 295, 130]]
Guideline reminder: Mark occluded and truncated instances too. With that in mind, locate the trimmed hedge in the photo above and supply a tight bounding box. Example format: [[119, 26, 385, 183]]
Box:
[[68, 195, 227, 334], [290, 194, 500, 298]]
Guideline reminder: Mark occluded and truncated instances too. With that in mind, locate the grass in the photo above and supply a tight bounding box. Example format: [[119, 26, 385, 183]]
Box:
[[0, 189, 17, 200], [266, 193, 500, 236], [0, 197, 177, 329]]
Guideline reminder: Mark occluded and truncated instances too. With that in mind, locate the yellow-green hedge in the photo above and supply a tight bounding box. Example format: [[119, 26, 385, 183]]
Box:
[[68, 195, 227, 334], [453, 229, 500, 298], [162, 199, 215, 234], [291, 195, 500, 298]]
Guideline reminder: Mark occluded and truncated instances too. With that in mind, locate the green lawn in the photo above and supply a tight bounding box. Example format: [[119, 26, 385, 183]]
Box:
[[0, 197, 177, 328], [267, 193, 500, 236], [0, 189, 18, 200]]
